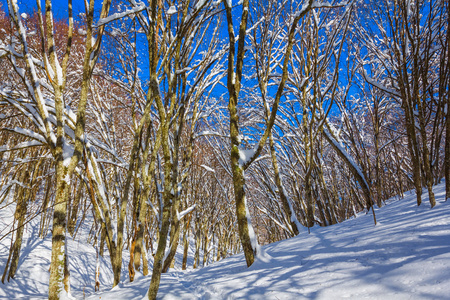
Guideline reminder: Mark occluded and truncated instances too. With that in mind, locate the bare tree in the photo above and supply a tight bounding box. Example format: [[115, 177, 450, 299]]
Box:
[[358, 0, 447, 208]]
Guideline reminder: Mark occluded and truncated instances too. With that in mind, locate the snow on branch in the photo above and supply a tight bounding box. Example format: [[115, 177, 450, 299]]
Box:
[[96, 3, 147, 27], [311, 0, 348, 9], [323, 126, 370, 190], [362, 69, 401, 98], [194, 130, 230, 139], [177, 204, 197, 221], [3, 127, 46, 144], [201, 165, 215, 173], [0, 141, 43, 153], [322, 123, 373, 215]]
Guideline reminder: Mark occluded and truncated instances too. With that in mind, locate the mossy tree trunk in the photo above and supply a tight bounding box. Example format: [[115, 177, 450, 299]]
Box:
[[223, 0, 314, 266]]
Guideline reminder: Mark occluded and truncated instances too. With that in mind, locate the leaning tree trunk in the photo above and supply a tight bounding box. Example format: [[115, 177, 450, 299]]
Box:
[[5, 169, 29, 281], [323, 127, 376, 224], [268, 128, 300, 236]]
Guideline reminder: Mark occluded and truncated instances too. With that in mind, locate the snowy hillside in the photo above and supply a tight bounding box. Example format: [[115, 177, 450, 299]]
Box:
[[1, 183, 450, 300]]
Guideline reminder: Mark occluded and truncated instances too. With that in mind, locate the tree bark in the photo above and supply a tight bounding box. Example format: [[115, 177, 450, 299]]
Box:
[[48, 165, 70, 300], [181, 216, 191, 270], [445, 3, 450, 202], [7, 170, 29, 281]]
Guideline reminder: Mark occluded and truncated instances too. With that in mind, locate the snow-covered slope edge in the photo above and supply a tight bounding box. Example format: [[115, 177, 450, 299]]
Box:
[[1, 183, 449, 299], [89, 183, 450, 300]]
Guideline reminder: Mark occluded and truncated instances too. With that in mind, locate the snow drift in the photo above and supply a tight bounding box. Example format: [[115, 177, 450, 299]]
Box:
[[1, 183, 449, 299]]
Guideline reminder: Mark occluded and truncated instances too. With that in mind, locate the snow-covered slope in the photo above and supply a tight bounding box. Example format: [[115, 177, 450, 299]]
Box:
[[0, 205, 120, 300], [1, 183, 450, 299], [87, 183, 450, 300]]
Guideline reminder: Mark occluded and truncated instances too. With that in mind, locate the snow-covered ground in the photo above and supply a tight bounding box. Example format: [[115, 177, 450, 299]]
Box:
[[1, 183, 449, 299], [0, 203, 119, 299]]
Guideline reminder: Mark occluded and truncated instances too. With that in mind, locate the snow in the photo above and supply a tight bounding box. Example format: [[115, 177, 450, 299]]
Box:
[[177, 205, 196, 221], [362, 69, 401, 98], [8, 127, 46, 143], [1, 183, 450, 299], [167, 6, 177, 15], [200, 165, 215, 173], [96, 3, 147, 27], [54, 59, 63, 83], [193, 130, 225, 139], [294, 0, 315, 18], [0, 205, 121, 299], [0, 140, 43, 153], [238, 148, 256, 166], [323, 128, 370, 191], [62, 141, 74, 168], [88, 183, 450, 299], [311, 1, 334, 9], [194, 0, 207, 10]]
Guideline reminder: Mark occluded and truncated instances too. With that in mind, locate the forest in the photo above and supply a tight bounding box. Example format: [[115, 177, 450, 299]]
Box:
[[0, 0, 449, 299]]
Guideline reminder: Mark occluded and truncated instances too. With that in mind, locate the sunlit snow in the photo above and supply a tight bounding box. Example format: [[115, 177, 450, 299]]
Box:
[[1, 183, 449, 299]]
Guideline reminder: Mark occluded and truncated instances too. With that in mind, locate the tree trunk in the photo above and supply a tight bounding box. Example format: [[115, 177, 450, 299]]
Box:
[[134, 222, 145, 274], [6, 170, 29, 281], [162, 195, 181, 273], [181, 213, 191, 270], [128, 236, 136, 282], [446, 5, 450, 202], [268, 133, 300, 235], [147, 197, 171, 299], [230, 155, 256, 267], [446, 107, 450, 201], [405, 109, 423, 206], [305, 176, 315, 228], [48, 165, 70, 300], [68, 182, 82, 236], [202, 230, 209, 267], [193, 221, 201, 269], [147, 104, 173, 299], [445, 5, 450, 202], [224, 0, 313, 267], [110, 242, 122, 287]]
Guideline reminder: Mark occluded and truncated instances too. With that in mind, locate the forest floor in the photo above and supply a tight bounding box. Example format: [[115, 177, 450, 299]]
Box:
[[1, 183, 449, 299]]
